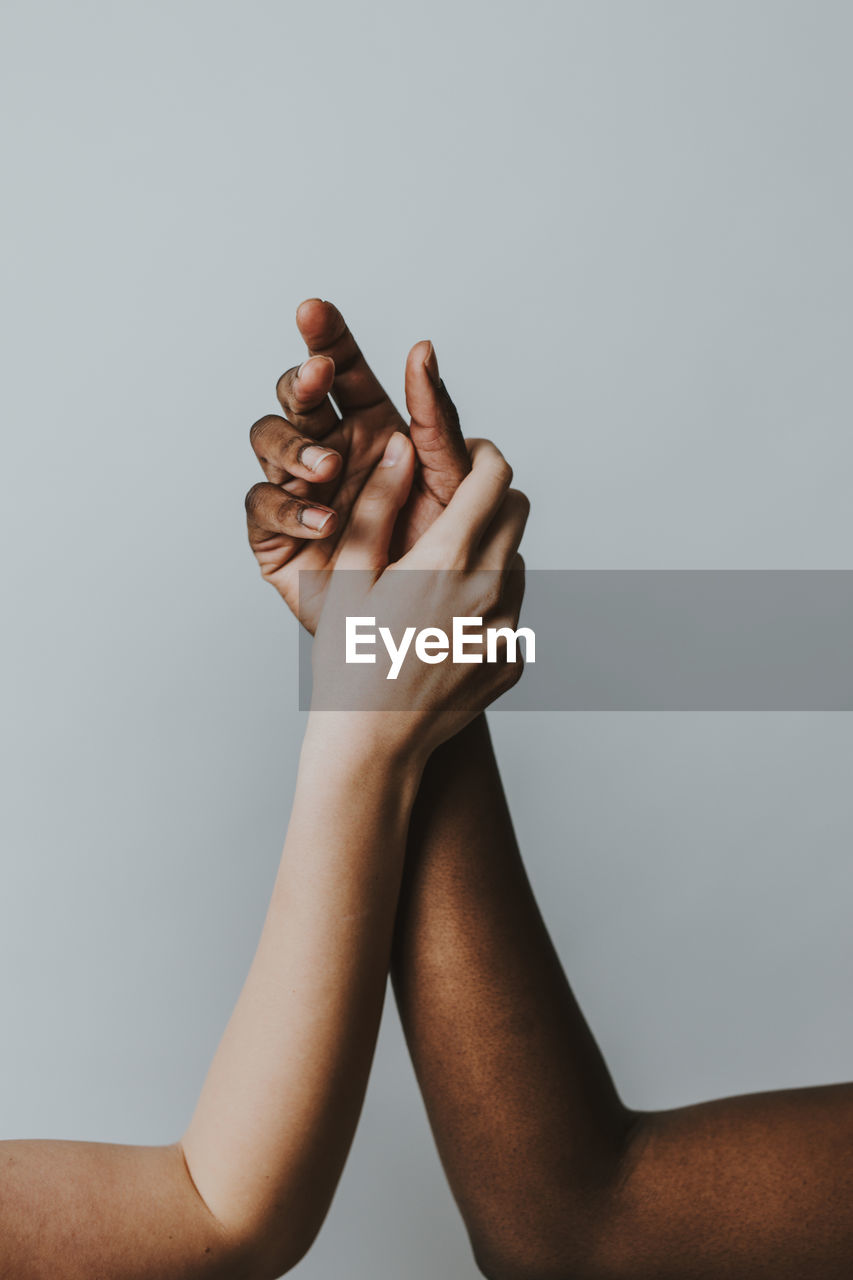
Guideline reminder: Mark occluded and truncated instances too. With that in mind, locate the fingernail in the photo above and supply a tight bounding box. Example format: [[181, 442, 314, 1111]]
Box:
[[298, 506, 335, 532], [423, 340, 440, 386], [298, 443, 336, 472], [379, 432, 407, 467]]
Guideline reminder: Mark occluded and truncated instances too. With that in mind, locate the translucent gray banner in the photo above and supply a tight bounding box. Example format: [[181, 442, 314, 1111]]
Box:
[[298, 571, 853, 711]]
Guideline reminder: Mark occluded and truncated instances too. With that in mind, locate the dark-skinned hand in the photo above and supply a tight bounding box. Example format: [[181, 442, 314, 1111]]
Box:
[[245, 298, 473, 632]]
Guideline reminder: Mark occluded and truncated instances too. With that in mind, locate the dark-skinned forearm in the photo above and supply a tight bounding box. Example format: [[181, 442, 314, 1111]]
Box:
[[392, 715, 853, 1280], [391, 714, 633, 1277]]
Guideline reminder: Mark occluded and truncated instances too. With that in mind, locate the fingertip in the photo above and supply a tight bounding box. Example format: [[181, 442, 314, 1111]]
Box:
[[296, 440, 342, 480], [298, 505, 338, 536], [296, 297, 324, 325], [423, 339, 439, 386], [296, 297, 341, 346], [405, 345, 442, 426], [294, 353, 335, 401], [405, 339, 439, 385], [399, 429, 415, 462], [379, 430, 414, 468], [313, 449, 342, 481]]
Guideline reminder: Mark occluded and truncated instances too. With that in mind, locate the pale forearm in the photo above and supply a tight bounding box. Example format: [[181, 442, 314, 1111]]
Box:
[[0, 421, 524, 1278], [0, 723, 422, 1280], [181, 716, 423, 1275]]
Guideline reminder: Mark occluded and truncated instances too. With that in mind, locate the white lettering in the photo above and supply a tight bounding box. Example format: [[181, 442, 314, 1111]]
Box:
[[415, 628, 449, 663], [452, 616, 484, 664], [344, 617, 535, 678], [346, 616, 377, 663], [486, 626, 536, 664], [378, 625, 416, 680]]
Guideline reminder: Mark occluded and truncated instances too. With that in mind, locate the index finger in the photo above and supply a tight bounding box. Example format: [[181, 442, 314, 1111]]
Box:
[[296, 298, 398, 418]]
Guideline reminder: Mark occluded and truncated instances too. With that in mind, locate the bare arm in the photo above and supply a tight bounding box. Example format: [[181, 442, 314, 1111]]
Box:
[[391, 715, 853, 1280], [0, 425, 526, 1280], [0, 303, 416, 1280], [247, 300, 853, 1276], [256, 304, 853, 1278], [1, 721, 418, 1280]]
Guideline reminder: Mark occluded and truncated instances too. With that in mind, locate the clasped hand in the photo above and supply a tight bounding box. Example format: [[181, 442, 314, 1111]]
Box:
[[245, 299, 530, 760]]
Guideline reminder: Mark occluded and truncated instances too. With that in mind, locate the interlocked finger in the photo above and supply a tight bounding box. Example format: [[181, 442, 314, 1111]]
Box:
[[275, 354, 340, 439], [245, 481, 338, 543], [249, 414, 342, 487]]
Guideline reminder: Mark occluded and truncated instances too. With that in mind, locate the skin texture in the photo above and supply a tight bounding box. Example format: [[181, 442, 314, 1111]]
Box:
[[0, 423, 527, 1278], [255, 302, 853, 1280], [394, 716, 853, 1280]]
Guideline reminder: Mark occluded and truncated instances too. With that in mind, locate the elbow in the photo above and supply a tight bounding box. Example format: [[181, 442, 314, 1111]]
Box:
[[244, 1221, 323, 1280], [212, 1209, 325, 1280], [471, 1246, 624, 1280], [196, 1220, 319, 1280], [173, 1142, 323, 1280], [468, 1204, 645, 1280], [465, 1184, 642, 1280], [471, 1244, 587, 1280], [468, 1221, 598, 1280], [466, 1119, 649, 1280]]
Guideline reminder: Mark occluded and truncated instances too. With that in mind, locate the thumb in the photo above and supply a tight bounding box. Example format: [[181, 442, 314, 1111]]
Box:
[[335, 432, 415, 572], [405, 340, 470, 505]]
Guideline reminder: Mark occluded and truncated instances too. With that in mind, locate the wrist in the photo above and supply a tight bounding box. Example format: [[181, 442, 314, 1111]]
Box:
[[302, 710, 429, 786]]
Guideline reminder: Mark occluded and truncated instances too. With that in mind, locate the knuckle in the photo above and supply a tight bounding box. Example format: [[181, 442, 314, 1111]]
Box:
[[251, 416, 305, 473], [275, 495, 302, 527], [470, 439, 512, 488], [493, 456, 513, 489], [244, 481, 268, 516], [355, 491, 386, 517], [357, 473, 400, 514], [495, 650, 524, 691], [285, 433, 310, 464], [275, 367, 299, 404], [249, 414, 278, 452], [428, 537, 466, 571], [476, 575, 502, 615], [248, 417, 265, 450], [507, 488, 530, 518], [506, 655, 525, 688]]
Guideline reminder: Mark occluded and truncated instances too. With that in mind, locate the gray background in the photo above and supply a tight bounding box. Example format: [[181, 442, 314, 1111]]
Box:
[[1, 1, 852, 1275]]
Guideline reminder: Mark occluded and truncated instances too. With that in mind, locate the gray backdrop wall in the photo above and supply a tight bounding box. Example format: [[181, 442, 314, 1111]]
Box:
[[1, 2, 852, 1276]]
